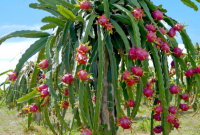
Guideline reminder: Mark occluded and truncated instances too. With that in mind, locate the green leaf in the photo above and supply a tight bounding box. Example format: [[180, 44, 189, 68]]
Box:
[[42, 0, 60, 9], [75, 16, 84, 22], [40, 23, 56, 30], [103, 0, 110, 18], [0, 70, 13, 76], [196, 0, 200, 2], [181, 0, 198, 11], [17, 89, 38, 103], [15, 37, 48, 73], [54, 0, 75, 10], [41, 16, 65, 28], [57, 5, 76, 21], [0, 30, 49, 45], [44, 106, 57, 134]]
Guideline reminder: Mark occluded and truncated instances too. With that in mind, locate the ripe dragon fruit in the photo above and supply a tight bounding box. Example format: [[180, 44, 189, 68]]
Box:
[[180, 93, 190, 100], [152, 10, 163, 20], [153, 125, 162, 134], [173, 47, 183, 57], [166, 114, 176, 124], [77, 42, 91, 54], [131, 66, 143, 76], [132, 8, 143, 20], [64, 89, 68, 97], [168, 106, 178, 114], [194, 66, 200, 74], [162, 42, 170, 54], [169, 85, 180, 94], [171, 60, 175, 68], [126, 100, 135, 108], [174, 23, 184, 31], [77, 70, 90, 81], [23, 104, 29, 114], [30, 104, 39, 113], [146, 31, 157, 43], [155, 37, 163, 49], [39, 59, 49, 69], [79, 1, 90, 10], [168, 27, 176, 38], [75, 53, 88, 65], [143, 87, 154, 97], [159, 27, 166, 35], [154, 105, 163, 114], [153, 113, 161, 121], [40, 88, 49, 98], [128, 46, 137, 60], [149, 78, 156, 83], [122, 71, 132, 81], [81, 128, 92, 135], [8, 71, 18, 82], [135, 48, 149, 61], [92, 95, 96, 102], [118, 116, 132, 129], [97, 15, 108, 26], [185, 68, 195, 77], [37, 84, 48, 92], [179, 104, 190, 111], [174, 122, 180, 129], [61, 101, 69, 109], [61, 73, 74, 84], [156, 99, 161, 105], [145, 24, 156, 32]]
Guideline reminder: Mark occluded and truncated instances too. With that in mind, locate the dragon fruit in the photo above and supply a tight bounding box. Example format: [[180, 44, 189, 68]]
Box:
[[132, 8, 143, 20], [180, 93, 190, 100], [143, 87, 154, 97], [8, 71, 18, 82], [135, 48, 149, 61], [173, 47, 183, 57], [61, 74, 74, 84], [39, 59, 49, 69], [152, 10, 163, 20], [97, 15, 108, 26], [185, 68, 195, 77], [145, 24, 156, 32], [118, 116, 132, 129], [131, 66, 143, 76], [146, 31, 157, 43], [79, 1, 90, 10], [168, 27, 176, 38], [153, 125, 162, 134], [128, 46, 137, 60], [169, 85, 180, 94]]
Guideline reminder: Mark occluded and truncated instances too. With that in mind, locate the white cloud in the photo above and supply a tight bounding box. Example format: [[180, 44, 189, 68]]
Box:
[[0, 24, 41, 31], [0, 39, 39, 84]]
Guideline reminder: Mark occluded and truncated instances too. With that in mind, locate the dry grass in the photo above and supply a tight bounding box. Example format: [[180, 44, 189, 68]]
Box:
[[1, 104, 200, 135]]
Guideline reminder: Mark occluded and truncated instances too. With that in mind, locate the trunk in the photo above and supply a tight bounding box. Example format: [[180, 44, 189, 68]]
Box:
[[100, 48, 115, 133]]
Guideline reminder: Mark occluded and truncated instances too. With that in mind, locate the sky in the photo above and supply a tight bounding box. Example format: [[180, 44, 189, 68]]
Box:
[[0, 0, 200, 84]]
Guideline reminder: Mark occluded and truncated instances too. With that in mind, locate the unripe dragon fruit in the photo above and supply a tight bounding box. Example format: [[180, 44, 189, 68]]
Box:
[[179, 104, 190, 111], [162, 42, 170, 54], [154, 105, 163, 114], [75, 53, 88, 65], [153, 113, 161, 121], [153, 125, 162, 134], [77, 42, 91, 54], [152, 10, 163, 20], [168, 106, 178, 114], [174, 23, 184, 31], [61, 101, 69, 109], [128, 46, 137, 60], [77, 70, 90, 81], [79, 1, 90, 10], [64, 89, 68, 97], [159, 27, 166, 35], [185, 68, 195, 77], [37, 84, 48, 92], [126, 100, 135, 108], [155, 37, 163, 49], [39, 59, 49, 69], [194, 66, 200, 74], [173, 47, 183, 57], [136, 48, 149, 61], [40, 88, 49, 98], [8, 71, 18, 82], [118, 116, 132, 129], [131, 66, 143, 76], [180, 93, 190, 100], [145, 24, 156, 32], [132, 8, 143, 20], [61, 73, 74, 84], [81, 128, 92, 135], [30, 104, 39, 113], [97, 15, 108, 26], [166, 114, 176, 124], [168, 27, 176, 38], [143, 87, 154, 97], [169, 85, 180, 94], [146, 31, 157, 43]]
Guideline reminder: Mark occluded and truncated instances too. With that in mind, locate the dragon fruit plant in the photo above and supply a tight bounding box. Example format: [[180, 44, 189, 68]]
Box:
[[1, 0, 200, 135]]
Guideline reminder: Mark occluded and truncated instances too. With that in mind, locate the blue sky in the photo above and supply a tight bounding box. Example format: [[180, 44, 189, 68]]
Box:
[[0, 0, 200, 84]]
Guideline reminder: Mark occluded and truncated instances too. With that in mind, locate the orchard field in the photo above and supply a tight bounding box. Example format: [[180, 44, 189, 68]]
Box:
[[0, 0, 200, 135]]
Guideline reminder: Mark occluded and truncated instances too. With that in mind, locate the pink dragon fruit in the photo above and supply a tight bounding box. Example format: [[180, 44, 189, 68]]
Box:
[[153, 125, 162, 134], [136, 48, 149, 61], [179, 104, 190, 111], [30, 104, 39, 113], [77, 42, 91, 54], [194, 66, 200, 74], [40, 88, 49, 98], [145, 24, 156, 32], [180, 93, 190, 100], [131, 66, 143, 76], [166, 114, 176, 124], [8, 71, 18, 82], [128, 46, 137, 60], [79, 1, 90, 10], [39, 59, 49, 69], [168, 27, 176, 38], [185, 68, 195, 77], [162, 42, 170, 54], [152, 10, 163, 20], [132, 8, 143, 20], [159, 27, 166, 35], [75, 53, 88, 65], [143, 87, 154, 97], [77, 70, 90, 81], [61, 74, 74, 84], [97, 15, 108, 26], [169, 85, 180, 94], [174, 23, 184, 31], [173, 47, 183, 57], [81, 128, 92, 135], [126, 100, 135, 108], [61, 101, 69, 109], [153, 113, 161, 121], [168, 106, 178, 114], [118, 116, 132, 129], [146, 31, 157, 43]]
